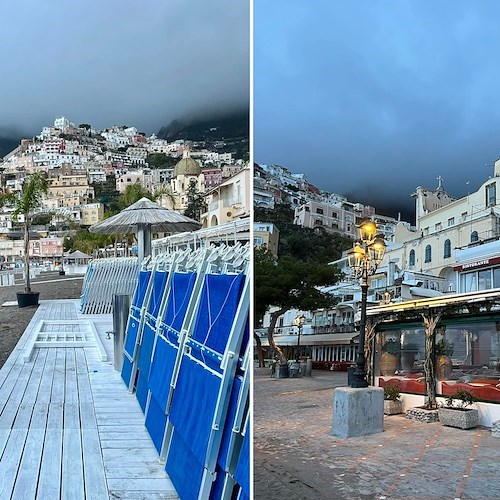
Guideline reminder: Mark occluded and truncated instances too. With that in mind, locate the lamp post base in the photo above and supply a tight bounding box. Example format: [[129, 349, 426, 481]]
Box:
[[331, 387, 384, 439]]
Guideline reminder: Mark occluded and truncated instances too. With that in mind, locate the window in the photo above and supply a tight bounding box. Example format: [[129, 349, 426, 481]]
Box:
[[409, 249, 415, 267], [254, 237, 264, 245], [461, 212, 468, 222], [425, 245, 432, 263], [316, 208, 324, 215], [448, 217, 454, 227], [443, 239, 451, 259], [486, 182, 496, 207], [304, 206, 310, 212], [435, 222, 442, 231], [332, 212, 338, 219], [315, 219, 322, 226], [423, 227, 429, 236], [471, 231, 479, 243]]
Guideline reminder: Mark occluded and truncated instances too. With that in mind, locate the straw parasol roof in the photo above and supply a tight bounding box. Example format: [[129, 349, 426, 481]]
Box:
[[88, 197, 201, 235], [67, 250, 91, 259]]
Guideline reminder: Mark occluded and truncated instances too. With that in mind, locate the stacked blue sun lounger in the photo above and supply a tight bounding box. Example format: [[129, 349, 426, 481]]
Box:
[[121, 267, 153, 388], [119, 244, 250, 500]]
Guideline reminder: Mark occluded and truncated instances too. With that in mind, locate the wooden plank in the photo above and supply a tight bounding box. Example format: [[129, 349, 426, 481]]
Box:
[[64, 349, 78, 405], [75, 349, 93, 405], [0, 429, 29, 499], [51, 349, 66, 404], [81, 428, 109, 500], [106, 478, 175, 492], [37, 428, 63, 500], [11, 428, 45, 500], [38, 400, 64, 498], [107, 492, 176, 500], [61, 429, 84, 500], [105, 464, 167, 479], [100, 439, 156, 449], [37, 348, 57, 405], [20, 348, 48, 405]]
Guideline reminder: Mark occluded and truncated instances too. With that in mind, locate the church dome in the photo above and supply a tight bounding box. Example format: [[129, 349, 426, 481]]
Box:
[[173, 154, 201, 177]]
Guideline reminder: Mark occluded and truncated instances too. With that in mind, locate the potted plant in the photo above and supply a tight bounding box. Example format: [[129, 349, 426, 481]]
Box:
[[438, 388, 479, 429], [384, 384, 403, 415], [435, 338, 454, 380], [380, 339, 400, 376], [0, 173, 48, 307]]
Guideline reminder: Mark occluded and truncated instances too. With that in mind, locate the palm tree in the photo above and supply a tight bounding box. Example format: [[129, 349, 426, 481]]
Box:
[[0, 173, 48, 302]]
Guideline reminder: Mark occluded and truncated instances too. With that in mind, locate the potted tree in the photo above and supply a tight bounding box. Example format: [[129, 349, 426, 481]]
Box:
[[0, 173, 48, 307], [438, 389, 479, 429], [384, 384, 403, 415], [381, 339, 400, 376], [435, 338, 454, 380]]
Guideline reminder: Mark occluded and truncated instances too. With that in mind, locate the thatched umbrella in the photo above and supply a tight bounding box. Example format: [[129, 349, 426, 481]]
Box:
[[89, 197, 201, 262]]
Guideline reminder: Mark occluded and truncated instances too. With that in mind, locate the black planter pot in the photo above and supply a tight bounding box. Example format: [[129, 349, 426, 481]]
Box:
[[59, 270, 66, 275], [17, 291, 40, 308]]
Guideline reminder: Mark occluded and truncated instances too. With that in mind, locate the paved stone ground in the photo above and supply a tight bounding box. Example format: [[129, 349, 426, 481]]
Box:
[[0, 272, 84, 368], [254, 369, 500, 500]]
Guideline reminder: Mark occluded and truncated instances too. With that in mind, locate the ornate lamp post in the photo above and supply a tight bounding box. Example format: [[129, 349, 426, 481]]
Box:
[[294, 314, 306, 362], [347, 220, 386, 388]]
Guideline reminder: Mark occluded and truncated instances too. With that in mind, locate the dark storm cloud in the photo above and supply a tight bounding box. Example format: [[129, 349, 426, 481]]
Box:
[[255, 0, 500, 222], [0, 0, 249, 136]]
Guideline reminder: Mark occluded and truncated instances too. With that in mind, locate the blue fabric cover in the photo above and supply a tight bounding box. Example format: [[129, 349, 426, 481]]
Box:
[[135, 369, 149, 413], [133, 270, 152, 307], [234, 427, 250, 499], [124, 317, 140, 357], [147, 271, 168, 316], [192, 274, 245, 355], [166, 430, 204, 500], [163, 272, 196, 330], [148, 335, 178, 411], [121, 356, 133, 387], [145, 395, 167, 454], [137, 322, 155, 372], [168, 360, 220, 462], [217, 377, 242, 470]]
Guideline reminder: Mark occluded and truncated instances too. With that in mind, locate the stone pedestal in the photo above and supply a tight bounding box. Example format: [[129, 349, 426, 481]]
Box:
[[331, 387, 384, 439]]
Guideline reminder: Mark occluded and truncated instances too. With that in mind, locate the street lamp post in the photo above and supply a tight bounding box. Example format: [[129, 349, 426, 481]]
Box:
[[294, 314, 305, 362], [347, 220, 386, 388]]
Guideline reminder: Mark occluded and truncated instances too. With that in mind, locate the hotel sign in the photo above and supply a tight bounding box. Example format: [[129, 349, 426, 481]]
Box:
[[454, 256, 500, 271]]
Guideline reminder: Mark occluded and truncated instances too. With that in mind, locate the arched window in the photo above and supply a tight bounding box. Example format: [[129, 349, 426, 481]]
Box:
[[471, 231, 479, 243], [443, 239, 451, 259], [409, 249, 415, 267], [425, 245, 432, 263]]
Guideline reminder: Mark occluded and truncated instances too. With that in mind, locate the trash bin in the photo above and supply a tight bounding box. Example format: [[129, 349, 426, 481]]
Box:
[[276, 363, 289, 378], [112, 293, 130, 372], [347, 365, 356, 386]]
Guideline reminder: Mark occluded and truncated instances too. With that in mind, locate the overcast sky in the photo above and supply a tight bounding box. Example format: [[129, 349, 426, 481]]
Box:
[[0, 0, 249, 137], [254, 1, 500, 222]]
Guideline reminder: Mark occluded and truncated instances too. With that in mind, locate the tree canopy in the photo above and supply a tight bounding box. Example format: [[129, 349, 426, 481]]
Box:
[[254, 246, 343, 364]]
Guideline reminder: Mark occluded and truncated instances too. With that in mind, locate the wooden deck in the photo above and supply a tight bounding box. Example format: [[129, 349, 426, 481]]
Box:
[[0, 300, 178, 500]]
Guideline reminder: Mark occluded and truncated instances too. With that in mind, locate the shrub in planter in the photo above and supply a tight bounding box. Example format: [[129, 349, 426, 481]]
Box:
[[384, 384, 403, 415], [438, 389, 479, 429]]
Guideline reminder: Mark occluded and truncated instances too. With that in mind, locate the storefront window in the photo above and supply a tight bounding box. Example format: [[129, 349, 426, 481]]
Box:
[[478, 269, 492, 290], [376, 329, 426, 378], [375, 321, 500, 402]]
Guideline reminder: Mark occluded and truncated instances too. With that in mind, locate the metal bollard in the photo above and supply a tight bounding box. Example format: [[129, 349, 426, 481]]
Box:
[[112, 293, 130, 372], [305, 358, 313, 377]]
